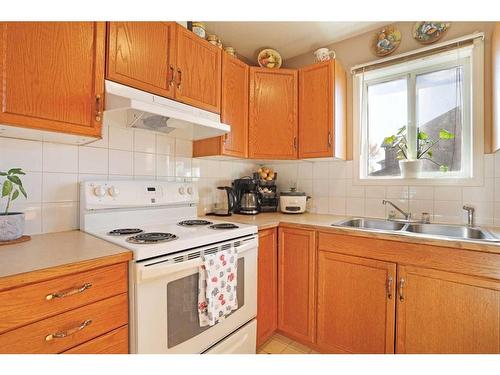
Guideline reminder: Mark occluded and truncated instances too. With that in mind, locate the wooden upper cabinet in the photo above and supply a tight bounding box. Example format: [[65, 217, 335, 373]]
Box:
[[317, 251, 396, 353], [277, 227, 316, 343], [396, 265, 500, 354], [193, 54, 249, 158], [106, 22, 176, 98], [175, 25, 221, 113], [298, 60, 346, 159], [257, 228, 278, 347], [249, 68, 298, 159], [0, 22, 105, 137]]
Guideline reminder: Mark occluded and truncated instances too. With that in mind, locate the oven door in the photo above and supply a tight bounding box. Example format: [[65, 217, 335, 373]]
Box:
[[132, 235, 258, 354]]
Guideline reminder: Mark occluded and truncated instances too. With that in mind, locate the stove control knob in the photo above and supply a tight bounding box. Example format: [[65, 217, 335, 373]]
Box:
[[187, 187, 193, 195], [178, 187, 186, 195], [93, 185, 107, 198], [108, 186, 120, 197]]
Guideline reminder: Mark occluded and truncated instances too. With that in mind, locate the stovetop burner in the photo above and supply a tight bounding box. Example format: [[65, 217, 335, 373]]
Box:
[[209, 223, 239, 230], [108, 228, 144, 236], [126, 232, 178, 244], [178, 219, 213, 226]]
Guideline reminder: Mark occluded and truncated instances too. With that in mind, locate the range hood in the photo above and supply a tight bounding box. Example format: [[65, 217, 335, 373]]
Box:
[[104, 80, 230, 140]]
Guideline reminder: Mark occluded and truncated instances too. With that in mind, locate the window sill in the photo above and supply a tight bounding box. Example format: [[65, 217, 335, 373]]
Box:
[[353, 174, 485, 187]]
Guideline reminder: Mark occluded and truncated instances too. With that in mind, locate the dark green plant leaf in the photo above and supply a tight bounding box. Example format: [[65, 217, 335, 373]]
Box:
[[7, 175, 22, 186], [2, 180, 13, 197], [7, 168, 25, 175], [18, 185, 27, 199], [439, 129, 454, 140], [11, 190, 19, 201], [0, 172, 7, 176]]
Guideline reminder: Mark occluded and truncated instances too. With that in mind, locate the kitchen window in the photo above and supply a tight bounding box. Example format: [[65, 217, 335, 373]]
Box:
[[353, 36, 484, 185]]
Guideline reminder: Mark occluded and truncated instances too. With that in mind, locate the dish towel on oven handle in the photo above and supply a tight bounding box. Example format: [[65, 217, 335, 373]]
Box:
[[198, 245, 238, 327]]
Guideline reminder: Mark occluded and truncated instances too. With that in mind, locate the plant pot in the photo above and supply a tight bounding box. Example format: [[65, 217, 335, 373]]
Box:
[[0, 212, 25, 241], [399, 159, 422, 179]]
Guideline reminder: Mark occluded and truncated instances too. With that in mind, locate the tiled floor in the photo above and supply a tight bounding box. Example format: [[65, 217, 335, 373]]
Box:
[[257, 333, 319, 354]]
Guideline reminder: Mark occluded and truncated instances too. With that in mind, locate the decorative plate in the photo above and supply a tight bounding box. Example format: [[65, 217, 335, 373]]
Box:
[[372, 26, 402, 57], [257, 48, 282, 69], [413, 22, 450, 44]]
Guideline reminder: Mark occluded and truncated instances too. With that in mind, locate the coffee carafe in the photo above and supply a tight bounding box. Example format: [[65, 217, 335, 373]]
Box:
[[233, 177, 261, 215]]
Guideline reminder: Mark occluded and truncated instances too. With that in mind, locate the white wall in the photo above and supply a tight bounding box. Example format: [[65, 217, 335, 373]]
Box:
[[268, 154, 500, 226], [0, 112, 257, 235]]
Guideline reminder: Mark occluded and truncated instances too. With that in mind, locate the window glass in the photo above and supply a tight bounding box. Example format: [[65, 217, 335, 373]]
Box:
[[367, 78, 408, 176], [416, 67, 463, 173]]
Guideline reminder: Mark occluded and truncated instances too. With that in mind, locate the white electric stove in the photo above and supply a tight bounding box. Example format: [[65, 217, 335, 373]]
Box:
[[80, 180, 259, 354]]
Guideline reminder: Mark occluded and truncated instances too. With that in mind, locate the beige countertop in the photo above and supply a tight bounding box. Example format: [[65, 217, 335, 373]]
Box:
[[0, 231, 132, 290], [223, 212, 500, 255]]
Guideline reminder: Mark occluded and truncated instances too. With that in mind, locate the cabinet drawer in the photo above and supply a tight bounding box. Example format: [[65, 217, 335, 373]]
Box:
[[0, 293, 128, 354], [64, 325, 128, 354], [0, 262, 128, 334]]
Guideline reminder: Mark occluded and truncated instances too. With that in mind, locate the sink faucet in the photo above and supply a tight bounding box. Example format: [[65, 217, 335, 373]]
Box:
[[463, 205, 475, 227], [382, 200, 411, 221]]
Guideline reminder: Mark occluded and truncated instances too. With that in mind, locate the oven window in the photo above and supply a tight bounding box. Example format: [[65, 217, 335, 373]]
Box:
[[166, 258, 245, 348]]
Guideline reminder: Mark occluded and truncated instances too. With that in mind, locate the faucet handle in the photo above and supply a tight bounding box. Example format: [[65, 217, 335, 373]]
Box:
[[463, 205, 475, 212], [421, 212, 431, 224]]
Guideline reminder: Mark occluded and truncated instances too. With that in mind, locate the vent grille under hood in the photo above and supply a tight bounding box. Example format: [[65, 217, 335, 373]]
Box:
[[104, 80, 230, 140]]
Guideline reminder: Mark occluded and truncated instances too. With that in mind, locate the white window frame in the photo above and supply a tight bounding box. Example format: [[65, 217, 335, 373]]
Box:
[[353, 39, 484, 186]]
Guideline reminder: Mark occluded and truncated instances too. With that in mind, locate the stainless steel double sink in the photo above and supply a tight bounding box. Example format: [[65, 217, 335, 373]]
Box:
[[333, 217, 499, 242]]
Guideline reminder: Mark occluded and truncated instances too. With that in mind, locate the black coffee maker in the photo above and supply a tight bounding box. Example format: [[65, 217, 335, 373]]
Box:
[[233, 177, 261, 215]]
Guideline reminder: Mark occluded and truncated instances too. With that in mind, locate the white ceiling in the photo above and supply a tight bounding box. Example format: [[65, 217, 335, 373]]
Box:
[[204, 22, 386, 62]]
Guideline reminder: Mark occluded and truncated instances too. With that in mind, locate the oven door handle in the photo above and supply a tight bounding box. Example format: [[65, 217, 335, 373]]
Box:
[[137, 240, 257, 283]]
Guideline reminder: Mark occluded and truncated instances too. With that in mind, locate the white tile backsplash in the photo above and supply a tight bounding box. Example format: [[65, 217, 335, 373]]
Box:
[[0, 118, 258, 234], [43, 143, 78, 173], [269, 153, 500, 224]]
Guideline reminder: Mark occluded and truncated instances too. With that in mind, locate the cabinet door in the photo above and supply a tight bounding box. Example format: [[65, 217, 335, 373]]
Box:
[[298, 60, 346, 159], [249, 68, 298, 159], [175, 26, 221, 113], [317, 251, 396, 353], [193, 54, 249, 158], [277, 227, 315, 343], [0, 22, 105, 137], [299, 61, 333, 158], [257, 228, 278, 347], [106, 22, 176, 98], [396, 266, 500, 354]]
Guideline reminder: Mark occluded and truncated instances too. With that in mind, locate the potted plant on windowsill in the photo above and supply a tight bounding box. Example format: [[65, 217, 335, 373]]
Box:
[[383, 126, 455, 178], [0, 168, 27, 242]]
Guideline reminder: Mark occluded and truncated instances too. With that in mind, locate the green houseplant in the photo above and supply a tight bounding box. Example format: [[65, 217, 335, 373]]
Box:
[[383, 126, 455, 178], [0, 168, 27, 241]]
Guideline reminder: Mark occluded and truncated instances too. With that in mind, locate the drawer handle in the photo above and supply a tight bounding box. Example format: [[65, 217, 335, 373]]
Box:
[[46, 283, 92, 301], [399, 277, 405, 302], [45, 319, 92, 341], [95, 95, 102, 122], [387, 275, 393, 300], [177, 68, 182, 90], [168, 65, 175, 87]]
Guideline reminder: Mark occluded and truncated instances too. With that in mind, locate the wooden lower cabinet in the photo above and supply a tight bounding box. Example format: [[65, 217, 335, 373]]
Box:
[[256, 228, 278, 346], [64, 325, 128, 354], [396, 265, 500, 354], [0, 260, 130, 354], [316, 251, 396, 353], [277, 227, 316, 343]]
